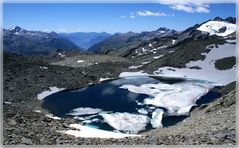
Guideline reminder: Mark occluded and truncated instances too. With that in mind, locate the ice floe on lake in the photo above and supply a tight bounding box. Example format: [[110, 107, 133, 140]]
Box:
[[151, 109, 164, 128], [137, 108, 148, 114], [67, 107, 102, 116], [37, 87, 64, 100], [120, 82, 214, 116], [101, 112, 150, 133]]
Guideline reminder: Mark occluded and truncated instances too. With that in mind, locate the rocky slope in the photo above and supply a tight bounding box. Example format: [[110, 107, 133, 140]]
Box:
[[3, 52, 236, 145], [88, 27, 177, 54]]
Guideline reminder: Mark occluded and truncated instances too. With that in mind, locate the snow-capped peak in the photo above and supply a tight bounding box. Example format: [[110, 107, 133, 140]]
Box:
[[9, 26, 25, 32], [196, 20, 236, 37]]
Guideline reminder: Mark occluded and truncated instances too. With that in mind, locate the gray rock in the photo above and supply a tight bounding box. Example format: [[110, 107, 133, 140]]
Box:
[[21, 137, 33, 145]]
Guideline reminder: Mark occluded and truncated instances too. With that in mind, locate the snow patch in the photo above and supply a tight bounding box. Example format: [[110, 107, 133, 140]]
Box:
[[67, 107, 102, 116], [40, 66, 48, 70], [45, 114, 61, 120], [142, 61, 150, 65], [153, 55, 164, 59], [101, 112, 150, 133], [33, 110, 41, 113], [37, 87, 64, 100], [99, 77, 111, 82], [119, 71, 149, 77], [172, 40, 176, 45], [58, 53, 66, 58], [77, 60, 84, 63], [60, 124, 140, 138], [128, 65, 143, 70], [226, 39, 236, 43], [4, 102, 12, 105], [169, 51, 175, 53]]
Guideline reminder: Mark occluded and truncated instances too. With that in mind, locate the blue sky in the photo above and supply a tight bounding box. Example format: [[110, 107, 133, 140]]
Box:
[[3, 3, 236, 33]]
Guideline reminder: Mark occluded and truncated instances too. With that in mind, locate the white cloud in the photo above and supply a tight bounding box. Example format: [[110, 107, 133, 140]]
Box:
[[136, 10, 167, 16], [170, 4, 194, 13], [195, 6, 210, 13], [121, 15, 126, 18], [129, 10, 174, 18], [158, 1, 210, 13]]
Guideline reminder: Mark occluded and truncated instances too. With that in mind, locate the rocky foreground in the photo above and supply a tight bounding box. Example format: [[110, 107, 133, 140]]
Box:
[[3, 53, 236, 145]]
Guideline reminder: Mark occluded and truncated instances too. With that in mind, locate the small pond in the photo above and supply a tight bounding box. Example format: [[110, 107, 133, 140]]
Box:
[[42, 76, 221, 134]]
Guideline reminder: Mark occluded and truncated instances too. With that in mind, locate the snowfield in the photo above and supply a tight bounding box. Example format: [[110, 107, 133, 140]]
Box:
[[197, 21, 236, 37], [154, 43, 236, 85]]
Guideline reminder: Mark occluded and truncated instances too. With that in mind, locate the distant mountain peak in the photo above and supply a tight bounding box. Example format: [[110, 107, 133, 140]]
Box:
[[156, 27, 169, 31], [9, 26, 25, 32], [225, 17, 236, 24], [212, 16, 236, 24], [213, 16, 223, 21]]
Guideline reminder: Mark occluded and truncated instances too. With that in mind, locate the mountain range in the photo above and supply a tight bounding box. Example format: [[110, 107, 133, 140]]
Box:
[[59, 32, 112, 50], [88, 16, 236, 57], [3, 16, 236, 56], [3, 26, 82, 55]]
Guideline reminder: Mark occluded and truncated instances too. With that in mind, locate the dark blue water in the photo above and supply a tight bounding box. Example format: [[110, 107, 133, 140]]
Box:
[[41, 76, 221, 133]]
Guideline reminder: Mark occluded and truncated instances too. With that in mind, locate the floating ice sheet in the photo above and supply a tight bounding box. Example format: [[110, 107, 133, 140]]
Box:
[[67, 107, 102, 116], [137, 108, 148, 115], [100, 112, 150, 133], [151, 108, 164, 128], [120, 82, 214, 116]]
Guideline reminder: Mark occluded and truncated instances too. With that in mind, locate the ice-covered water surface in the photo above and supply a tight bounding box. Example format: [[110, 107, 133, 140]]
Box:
[[120, 81, 214, 116], [42, 76, 219, 135]]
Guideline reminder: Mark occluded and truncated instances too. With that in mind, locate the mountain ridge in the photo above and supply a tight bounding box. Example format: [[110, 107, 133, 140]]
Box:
[[3, 26, 83, 55]]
